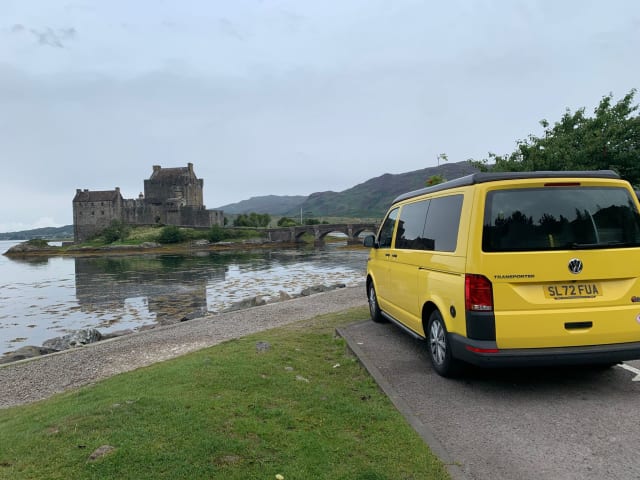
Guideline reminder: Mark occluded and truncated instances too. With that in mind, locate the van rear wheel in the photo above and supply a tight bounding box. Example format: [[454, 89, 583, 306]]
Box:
[[427, 310, 462, 377], [368, 283, 387, 323]]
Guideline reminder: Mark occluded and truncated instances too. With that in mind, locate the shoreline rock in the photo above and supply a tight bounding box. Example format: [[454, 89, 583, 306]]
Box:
[[0, 283, 350, 365]]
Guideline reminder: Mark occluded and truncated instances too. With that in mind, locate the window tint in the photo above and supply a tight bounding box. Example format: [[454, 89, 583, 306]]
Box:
[[483, 187, 640, 252], [423, 195, 463, 252], [395, 195, 463, 252], [395, 200, 429, 249], [378, 207, 399, 248]]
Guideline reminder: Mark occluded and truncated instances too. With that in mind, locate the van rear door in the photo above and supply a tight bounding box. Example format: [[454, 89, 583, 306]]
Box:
[[475, 180, 640, 349]]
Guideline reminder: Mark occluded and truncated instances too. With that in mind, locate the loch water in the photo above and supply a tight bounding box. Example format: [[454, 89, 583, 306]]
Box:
[[0, 240, 368, 356]]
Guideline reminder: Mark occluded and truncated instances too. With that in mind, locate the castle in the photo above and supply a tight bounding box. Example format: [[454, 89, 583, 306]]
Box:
[[72, 163, 224, 242]]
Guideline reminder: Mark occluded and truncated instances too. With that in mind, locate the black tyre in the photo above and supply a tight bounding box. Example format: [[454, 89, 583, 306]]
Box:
[[368, 283, 387, 323], [427, 310, 463, 377]]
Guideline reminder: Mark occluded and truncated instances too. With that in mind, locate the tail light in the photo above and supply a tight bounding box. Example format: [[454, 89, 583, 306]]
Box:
[[465, 274, 494, 311]]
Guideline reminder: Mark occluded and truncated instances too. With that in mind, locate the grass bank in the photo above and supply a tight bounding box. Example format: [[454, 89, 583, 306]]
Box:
[[0, 307, 449, 480]]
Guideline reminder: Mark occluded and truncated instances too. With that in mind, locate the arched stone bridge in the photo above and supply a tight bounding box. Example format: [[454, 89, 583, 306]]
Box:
[[265, 223, 379, 245]]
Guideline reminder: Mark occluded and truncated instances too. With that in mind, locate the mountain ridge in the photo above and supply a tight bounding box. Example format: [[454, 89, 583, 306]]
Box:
[[218, 161, 479, 218]]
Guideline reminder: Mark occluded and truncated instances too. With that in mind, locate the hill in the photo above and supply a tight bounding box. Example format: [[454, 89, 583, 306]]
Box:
[[0, 225, 74, 240], [218, 161, 478, 219], [289, 161, 479, 218], [217, 195, 308, 215]]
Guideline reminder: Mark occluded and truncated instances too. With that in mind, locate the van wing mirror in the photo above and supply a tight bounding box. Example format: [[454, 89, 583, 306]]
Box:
[[363, 235, 378, 248]]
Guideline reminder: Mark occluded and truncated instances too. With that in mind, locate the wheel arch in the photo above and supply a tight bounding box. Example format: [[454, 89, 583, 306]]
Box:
[[422, 299, 457, 336], [366, 274, 374, 293], [421, 301, 439, 337]]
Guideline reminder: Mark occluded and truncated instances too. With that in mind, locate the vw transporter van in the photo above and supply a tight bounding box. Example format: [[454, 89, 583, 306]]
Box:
[[364, 171, 640, 377]]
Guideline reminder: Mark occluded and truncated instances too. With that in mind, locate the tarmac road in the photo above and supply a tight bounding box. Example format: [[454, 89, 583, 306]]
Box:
[[338, 320, 640, 480]]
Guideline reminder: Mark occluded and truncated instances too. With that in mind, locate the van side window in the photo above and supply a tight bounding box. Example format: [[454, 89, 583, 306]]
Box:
[[423, 195, 463, 252], [395, 200, 430, 249], [395, 195, 463, 252], [378, 207, 399, 248]]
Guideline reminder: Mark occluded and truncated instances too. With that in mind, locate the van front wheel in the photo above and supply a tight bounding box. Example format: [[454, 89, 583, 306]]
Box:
[[427, 310, 462, 377], [368, 283, 387, 323]]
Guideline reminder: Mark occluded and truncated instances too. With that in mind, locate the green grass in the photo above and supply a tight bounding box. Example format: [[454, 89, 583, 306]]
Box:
[[0, 308, 449, 480]]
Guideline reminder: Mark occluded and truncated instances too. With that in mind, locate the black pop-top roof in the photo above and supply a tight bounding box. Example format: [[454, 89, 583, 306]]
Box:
[[392, 170, 621, 205]]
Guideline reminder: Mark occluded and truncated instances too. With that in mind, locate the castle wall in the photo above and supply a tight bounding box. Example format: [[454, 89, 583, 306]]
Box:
[[73, 165, 224, 243], [73, 191, 123, 242]]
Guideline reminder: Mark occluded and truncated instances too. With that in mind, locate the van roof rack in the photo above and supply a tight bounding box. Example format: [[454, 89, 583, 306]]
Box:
[[392, 170, 621, 204]]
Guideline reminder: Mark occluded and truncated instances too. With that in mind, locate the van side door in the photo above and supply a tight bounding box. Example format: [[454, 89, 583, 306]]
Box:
[[370, 207, 399, 311], [384, 199, 430, 333], [390, 195, 465, 335]]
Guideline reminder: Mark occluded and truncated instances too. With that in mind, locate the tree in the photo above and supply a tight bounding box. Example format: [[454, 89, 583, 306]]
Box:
[[472, 89, 640, 186], [426, 174, 446, 186], [233, 213, 271, 228]]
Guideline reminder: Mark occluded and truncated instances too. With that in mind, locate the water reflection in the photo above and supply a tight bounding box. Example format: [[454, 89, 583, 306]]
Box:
[[1, 245, 367, 355]]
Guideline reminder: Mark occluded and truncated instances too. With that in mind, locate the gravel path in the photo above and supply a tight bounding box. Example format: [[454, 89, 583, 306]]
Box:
[[0, 285, 367, 409]]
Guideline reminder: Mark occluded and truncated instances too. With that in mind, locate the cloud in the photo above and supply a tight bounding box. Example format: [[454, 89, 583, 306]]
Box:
[[9, 24, 76, 48]]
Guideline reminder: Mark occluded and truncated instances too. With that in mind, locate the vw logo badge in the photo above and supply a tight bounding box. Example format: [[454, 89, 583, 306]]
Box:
[[568, 258, 583, 274]]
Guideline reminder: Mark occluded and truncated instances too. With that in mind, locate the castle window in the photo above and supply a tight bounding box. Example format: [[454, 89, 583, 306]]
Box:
[[101, 211, 105, 215], [91, 211, 95, 215]]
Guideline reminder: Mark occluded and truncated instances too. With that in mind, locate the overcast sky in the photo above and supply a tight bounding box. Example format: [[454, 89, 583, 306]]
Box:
[[1, 1, 639, 231]]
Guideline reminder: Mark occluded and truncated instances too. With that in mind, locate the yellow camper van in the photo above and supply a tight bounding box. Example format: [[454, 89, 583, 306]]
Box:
[[364, 171, 640, 377]]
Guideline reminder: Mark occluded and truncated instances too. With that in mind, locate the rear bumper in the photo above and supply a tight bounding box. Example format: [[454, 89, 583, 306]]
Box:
[[449, 333, 640, 367]]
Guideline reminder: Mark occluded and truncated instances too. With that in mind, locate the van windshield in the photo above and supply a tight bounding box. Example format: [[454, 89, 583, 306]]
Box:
[[482, 186, 640, 252]]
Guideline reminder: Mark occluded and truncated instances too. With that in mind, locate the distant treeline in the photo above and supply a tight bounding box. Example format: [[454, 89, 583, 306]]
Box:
[[0, 225, 74, 241]]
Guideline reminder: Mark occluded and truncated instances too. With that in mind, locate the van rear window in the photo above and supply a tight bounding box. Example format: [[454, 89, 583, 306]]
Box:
[[482, 187, 640, 252]]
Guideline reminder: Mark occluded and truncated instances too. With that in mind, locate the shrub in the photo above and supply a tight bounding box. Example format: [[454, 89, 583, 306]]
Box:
[[26, 238, 49, 248], [157, 225, 186, 244], [277, 217, 298, 227], [207, 225, 230, 243], [101, 220, 130, 244]]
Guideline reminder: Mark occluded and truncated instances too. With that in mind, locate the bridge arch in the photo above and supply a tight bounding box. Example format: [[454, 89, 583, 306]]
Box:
[[266, 222, 379, 245]]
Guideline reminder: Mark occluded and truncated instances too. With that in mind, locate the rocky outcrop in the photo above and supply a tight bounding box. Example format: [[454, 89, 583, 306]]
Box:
[[42, 328, 103, 351], [3, 241, 57, 256]]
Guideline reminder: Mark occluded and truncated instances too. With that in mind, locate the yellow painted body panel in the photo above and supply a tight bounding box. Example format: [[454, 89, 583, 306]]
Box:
[[465, 177, 640, 348], [367, 174, 640, 352]]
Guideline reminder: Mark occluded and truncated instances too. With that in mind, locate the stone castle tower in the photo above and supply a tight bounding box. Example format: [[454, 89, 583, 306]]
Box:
[[73, 163, 223, 242]]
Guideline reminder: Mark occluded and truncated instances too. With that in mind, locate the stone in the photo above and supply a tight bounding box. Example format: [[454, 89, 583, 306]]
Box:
[[279, 290, 292, 301], [100, 329, 136, 340], [43, 328, 103, 351], [300, 285, 330, 296], [256, 341, 271, 353], [88, 445, 116, 462], [224, 295, 267, 312], [299, 283, 346, 296], [0, 345, 58, 364], [179, 308, 208, 322]]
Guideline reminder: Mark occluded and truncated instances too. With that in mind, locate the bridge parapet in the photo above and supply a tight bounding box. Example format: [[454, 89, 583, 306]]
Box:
[[265, 223, 379, 245]]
